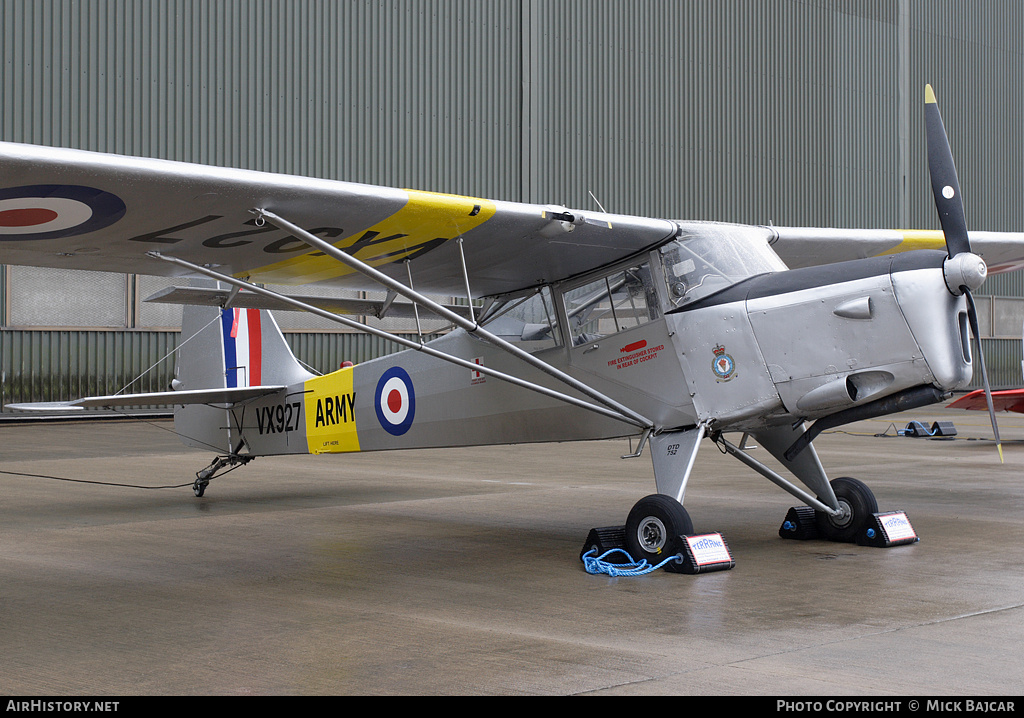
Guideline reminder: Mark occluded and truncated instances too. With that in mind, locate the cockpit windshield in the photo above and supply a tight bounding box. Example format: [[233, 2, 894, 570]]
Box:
[[660, 223, 787, 307]]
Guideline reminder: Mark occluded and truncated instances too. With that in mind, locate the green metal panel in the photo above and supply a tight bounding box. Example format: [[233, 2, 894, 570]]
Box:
[[1, 1, 1020, 227], [975, 338, 1023, 391], [0, 330, 179, 408], [1, 0, 523, 200], [0, 329, 426, 411], [906, 1, 1024, 234]]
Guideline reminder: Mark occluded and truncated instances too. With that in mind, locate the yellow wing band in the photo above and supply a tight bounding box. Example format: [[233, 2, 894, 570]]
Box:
[[875, 230, 947, 256], [248, 189, 496, 285]]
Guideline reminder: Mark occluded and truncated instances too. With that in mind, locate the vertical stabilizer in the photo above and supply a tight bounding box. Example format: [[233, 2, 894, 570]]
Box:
[[215, 305, 313, 388], [173, 282, 314, 452]]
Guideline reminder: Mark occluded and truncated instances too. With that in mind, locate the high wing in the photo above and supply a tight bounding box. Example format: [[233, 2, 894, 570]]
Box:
[[4, 141, 1024, 297], [0, 141, 677, 297], [769, 227, 1024, 274]]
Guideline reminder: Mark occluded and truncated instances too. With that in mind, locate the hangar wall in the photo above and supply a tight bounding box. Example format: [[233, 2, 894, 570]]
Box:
[[1, 0, 1023, 406]]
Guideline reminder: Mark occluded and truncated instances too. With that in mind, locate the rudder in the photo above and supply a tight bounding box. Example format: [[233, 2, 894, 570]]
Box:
[[173, 282, 314, 452]]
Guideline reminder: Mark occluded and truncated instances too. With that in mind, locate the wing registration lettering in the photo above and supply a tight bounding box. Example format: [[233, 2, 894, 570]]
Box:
[[246, 189, 496, 285]]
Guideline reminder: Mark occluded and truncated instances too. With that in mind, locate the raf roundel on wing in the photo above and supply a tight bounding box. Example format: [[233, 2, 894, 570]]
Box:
[[0, 185, 126, 241]]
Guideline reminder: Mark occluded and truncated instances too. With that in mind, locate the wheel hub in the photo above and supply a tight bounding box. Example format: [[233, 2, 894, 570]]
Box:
[[637, 516, 668, 552], [829, 499, 854, 529]]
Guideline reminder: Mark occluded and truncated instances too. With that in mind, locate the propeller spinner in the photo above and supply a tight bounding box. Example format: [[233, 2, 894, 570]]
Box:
[[924, 84, 1002, 462]]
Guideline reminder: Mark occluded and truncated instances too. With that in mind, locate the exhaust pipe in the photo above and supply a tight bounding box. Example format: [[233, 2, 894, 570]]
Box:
[[784, 385, 948, 461]]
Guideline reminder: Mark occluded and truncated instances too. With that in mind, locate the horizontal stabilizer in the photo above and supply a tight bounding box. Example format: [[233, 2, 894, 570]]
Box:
[[7, 385, 286, 412], [144, 286, 473, 321]]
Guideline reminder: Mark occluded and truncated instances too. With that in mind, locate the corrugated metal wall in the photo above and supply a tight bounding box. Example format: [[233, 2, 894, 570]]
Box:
[[1, 0, 1023, 406], [0, 329, 178, 408], [520, 1, 907, 226], [0, 329, 439, 409], [1, 0, 523, 197], [6, 0, 1020, 225]]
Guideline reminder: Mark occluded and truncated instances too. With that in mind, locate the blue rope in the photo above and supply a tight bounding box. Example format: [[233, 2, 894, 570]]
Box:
[[901, 420, 937, 437], [581, 547, 683, 576]]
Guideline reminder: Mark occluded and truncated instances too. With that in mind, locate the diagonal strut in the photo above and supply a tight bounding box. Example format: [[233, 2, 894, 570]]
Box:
[[251, 208, 655, 430], [147, 251, 651, 430]]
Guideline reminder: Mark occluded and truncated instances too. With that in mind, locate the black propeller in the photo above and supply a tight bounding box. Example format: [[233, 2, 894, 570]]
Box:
[[924, 84, 1002, 462]]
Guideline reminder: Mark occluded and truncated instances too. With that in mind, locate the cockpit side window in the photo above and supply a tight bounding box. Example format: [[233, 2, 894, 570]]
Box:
[[479, 286, 562, 350], [563, 262, 660, 346]]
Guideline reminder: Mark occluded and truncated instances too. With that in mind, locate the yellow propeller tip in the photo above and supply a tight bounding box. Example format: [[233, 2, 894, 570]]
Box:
[[925, 84, 937, 104], [998, 444, 1004, 464]]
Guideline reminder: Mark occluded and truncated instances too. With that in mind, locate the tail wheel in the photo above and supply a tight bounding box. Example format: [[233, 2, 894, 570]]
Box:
[[625, 494, 693, 563], [814, 477, 877, 543]]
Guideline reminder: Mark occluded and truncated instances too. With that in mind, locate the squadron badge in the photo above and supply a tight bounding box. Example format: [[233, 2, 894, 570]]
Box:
[[711, 344, 736, 382]]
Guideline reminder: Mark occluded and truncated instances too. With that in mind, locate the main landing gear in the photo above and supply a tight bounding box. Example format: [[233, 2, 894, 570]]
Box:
[[582, 428, 918, 575], [624, 494, 693, 563], [581, 494, 734, 576], [813, 477, 877, 542], [781, 475, 919, 547]]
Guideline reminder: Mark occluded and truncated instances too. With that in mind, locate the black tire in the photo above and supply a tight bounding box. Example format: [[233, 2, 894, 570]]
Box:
[[814, 477, 877, 543], [625, 494, 693, 562]]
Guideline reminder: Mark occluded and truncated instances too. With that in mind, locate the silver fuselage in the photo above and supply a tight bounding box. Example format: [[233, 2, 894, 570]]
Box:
[[209, 239, 971, 457]]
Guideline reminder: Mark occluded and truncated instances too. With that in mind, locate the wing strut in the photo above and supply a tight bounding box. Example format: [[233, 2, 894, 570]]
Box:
[[249, 208, 655, 430], [147, 253, 652, 430]]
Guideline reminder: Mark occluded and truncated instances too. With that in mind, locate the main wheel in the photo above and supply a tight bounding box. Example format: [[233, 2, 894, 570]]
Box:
[[625, 494, 693, 563], [814, 477, 877, 543]]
